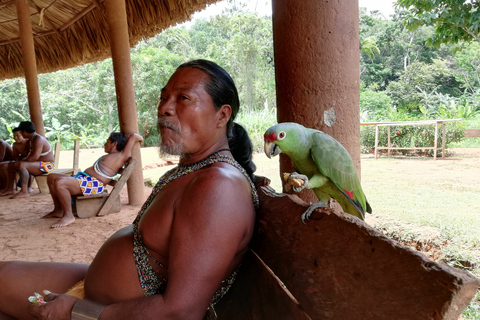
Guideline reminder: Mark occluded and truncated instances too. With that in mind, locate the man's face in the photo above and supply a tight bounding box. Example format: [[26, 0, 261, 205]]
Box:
[[157, 67, 222, 157]]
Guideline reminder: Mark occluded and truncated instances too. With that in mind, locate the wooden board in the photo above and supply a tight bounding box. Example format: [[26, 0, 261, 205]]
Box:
[[214, 250, 311, 319], [465, 129, 480, 138], [34, 168, 75, 193], [74, 193, 121, 218]]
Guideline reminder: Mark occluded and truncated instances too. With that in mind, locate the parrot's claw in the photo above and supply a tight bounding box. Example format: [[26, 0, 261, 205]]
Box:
[[288, 172, 309, 192], [301, 201, 328, 224]]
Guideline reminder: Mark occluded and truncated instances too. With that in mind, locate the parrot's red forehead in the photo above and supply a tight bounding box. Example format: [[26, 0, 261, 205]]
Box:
[[264, 132, 277, 142]]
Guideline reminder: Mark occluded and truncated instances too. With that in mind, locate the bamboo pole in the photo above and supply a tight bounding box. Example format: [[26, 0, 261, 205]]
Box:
[[16, 0, 45, 136], [105, 0, 144, 205]]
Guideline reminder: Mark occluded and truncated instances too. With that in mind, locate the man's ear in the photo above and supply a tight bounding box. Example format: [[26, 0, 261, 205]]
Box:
[[217, 104, 232, 128], [111, 141, 118, 152]]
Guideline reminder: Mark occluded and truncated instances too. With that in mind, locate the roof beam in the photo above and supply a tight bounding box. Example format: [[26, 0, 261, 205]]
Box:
[[0, 1, 15, 10], [59, 3, 96, 32], [0, 30, 56, 45]]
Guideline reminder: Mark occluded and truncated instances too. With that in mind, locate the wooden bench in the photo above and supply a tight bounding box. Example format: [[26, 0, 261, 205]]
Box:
[[35, 140, 80, 193], [73, 156, 137, 218]]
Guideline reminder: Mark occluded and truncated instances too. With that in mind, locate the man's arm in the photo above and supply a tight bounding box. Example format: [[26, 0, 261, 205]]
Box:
[[100, 166, 255, 319], [0, 141, 6, 161]]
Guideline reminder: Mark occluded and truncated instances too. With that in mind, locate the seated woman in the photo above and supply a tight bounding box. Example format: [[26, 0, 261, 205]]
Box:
[[6, 121, 54, 199], [42, 132, 143, 228], [0, 127, 30, 195], [0, 138, 13, 190]]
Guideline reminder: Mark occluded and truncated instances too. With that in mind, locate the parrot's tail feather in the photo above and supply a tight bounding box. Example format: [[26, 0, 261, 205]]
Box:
[[339, 190, 366, 220], [343, 188, 354, 199], [366, 199, 372, 214]]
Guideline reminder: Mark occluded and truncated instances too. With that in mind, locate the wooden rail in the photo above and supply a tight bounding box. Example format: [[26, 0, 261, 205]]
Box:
[[360, 119, 462, 160], [465, 129, 480, 138]]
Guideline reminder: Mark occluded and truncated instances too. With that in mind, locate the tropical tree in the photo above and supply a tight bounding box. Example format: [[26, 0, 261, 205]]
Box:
[[453, 41, 480, 93], [386, 59, 461, 111], [397, 0, 480, 47]]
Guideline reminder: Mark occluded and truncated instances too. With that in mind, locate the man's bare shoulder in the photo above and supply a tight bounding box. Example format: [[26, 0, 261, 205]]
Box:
[[176, 163, 254, 216], [190, 162, 249, 190], [173, 162, 255, 232]]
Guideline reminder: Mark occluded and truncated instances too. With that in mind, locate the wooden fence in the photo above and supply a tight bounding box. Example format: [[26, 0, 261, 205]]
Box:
[[360, 119, 462, 160]]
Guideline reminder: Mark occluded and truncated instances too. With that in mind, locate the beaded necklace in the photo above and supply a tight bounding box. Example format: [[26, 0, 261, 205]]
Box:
[[132, 151, 259, 300]]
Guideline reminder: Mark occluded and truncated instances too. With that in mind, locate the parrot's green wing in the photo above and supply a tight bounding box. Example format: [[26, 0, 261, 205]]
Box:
[[309, 130, 368, 212], [309, 131, 359, 190]]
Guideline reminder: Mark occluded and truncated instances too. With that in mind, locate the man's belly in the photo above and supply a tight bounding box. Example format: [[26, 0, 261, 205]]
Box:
[[84, 225, 145, 304]]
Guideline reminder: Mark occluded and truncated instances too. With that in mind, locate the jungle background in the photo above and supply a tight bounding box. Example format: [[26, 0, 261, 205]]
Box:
[[0, 0, 480, 318], [0, 1, 479, 152]]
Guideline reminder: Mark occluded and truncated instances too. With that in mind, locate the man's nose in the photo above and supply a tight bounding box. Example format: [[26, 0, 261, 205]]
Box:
[[158, 99, 175, 117]]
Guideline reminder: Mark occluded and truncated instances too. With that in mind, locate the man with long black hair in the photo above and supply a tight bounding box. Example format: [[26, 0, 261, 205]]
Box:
[[0, 60, 258, 320]]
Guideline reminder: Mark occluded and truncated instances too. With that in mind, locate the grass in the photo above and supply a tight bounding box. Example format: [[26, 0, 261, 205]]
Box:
[[360, 152, 480, 319]]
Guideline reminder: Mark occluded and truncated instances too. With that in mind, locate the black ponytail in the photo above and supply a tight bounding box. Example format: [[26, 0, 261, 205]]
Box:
[[228, 122, 256, 180]]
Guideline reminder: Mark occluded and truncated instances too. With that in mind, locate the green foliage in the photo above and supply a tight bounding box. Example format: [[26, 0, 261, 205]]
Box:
[[44, 117, 70, 144], [236, 107, 276, 153], [360, 9, 441, 90], [0, 8, 275, 149], [386, 59, 462, 111], [453, 42, 480, 93], [360, 89, 393, 121], [397, 0, 480, 47], [448, 115, 480, 148], [0, 78, 29, 138]]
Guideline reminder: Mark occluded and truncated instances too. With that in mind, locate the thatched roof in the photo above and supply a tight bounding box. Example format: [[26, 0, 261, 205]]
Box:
[[0, 0, 220, 81]]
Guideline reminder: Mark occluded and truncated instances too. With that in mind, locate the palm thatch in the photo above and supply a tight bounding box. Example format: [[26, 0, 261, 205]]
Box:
[[0, 0, 221, 81]]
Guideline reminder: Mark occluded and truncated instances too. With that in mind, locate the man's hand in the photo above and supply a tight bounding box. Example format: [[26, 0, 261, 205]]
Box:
[[29, 290, 78, 320]]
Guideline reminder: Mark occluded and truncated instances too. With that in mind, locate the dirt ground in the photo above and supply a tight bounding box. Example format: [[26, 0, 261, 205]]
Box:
[[0, 146, 172, 264], [0, 147, 478, 265]]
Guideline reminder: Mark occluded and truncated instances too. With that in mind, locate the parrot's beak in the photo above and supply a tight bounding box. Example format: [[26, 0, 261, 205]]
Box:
[[264, 141, 282, 159]]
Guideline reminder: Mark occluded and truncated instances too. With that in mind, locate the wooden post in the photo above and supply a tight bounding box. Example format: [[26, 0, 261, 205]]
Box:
[[16, 0, 45, 136], [442, 123, 446, 159], [273, 0, 360, 201], [104, 0, 144, 205], [73, 140, 80, 174], [434, 122, 438, 160], [374, 125, 379, 159], [53, 142, 61, 165], [387, 126, 391, 157]]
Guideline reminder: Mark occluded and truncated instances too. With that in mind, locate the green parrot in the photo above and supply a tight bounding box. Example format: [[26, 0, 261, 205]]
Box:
[[264, 122, 372, 222]]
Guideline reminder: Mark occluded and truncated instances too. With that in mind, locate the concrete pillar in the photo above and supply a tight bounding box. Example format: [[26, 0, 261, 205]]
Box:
[[16, 0, 45, 136], [272, 0, 360, 202], [105, 0, 144, 205]]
